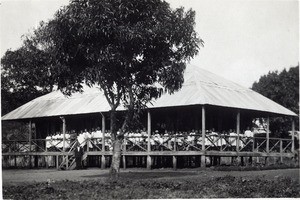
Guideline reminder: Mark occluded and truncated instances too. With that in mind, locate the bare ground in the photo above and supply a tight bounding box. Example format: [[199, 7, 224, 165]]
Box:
[[2, 167, 300, 186]]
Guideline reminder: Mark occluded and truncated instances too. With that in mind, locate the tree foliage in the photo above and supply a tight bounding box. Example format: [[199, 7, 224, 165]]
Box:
[[252, 65, 299, 137], [2, 0, 202, 174], [1, 44, 55, 115], [32, 0, 201, 99], [1, 42, 56, 140]]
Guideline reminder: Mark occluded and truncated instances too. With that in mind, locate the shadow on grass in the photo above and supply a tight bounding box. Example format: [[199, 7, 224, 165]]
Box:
[[212, 164, 299, 171], [81, 171, 197, 179]]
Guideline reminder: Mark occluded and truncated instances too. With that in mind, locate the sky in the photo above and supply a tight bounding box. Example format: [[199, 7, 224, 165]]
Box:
[[0, 0, 299, 88]]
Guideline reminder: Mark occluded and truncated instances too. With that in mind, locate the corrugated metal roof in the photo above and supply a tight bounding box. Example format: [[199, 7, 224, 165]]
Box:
[[150, 66, 297, 117], [2, 65, 297, 120]]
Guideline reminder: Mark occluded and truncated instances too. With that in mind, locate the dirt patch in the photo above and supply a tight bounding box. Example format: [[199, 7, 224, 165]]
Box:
[[2, 167, 299, 185]]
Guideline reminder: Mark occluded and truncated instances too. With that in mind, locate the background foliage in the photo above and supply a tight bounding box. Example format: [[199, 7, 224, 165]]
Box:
[[252, 65, 299, 137]]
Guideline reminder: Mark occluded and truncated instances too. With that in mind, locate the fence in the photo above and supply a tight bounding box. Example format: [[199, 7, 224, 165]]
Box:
[[2, 135, 294, 154]]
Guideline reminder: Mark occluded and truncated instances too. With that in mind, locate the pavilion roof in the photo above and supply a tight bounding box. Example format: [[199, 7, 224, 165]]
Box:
[[2, 65, 297, 120]]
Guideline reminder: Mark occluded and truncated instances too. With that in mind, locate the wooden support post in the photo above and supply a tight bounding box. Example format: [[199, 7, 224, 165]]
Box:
[[14, 155, 17, 168], [201, 106, 206, 168], [101, 155, 106, 169], [291, 120, 295, 154], [56, 155, 59, 170], [147, 110, 152, 170], [147, 110, 151, 152], [98, 156, 101, 167], [266, 117, 270, 165], [29, 120, 32, 168], [8, 146, 12, 167], [266, 117, 270, 153], [172, 129, 177, 170], [62, 117, 67, 152], [86, 139, 90, 152], [280, 139, 283, 163], [173, 156, 177, 170], [236, 110, 241, 166], [13, 142, 16, 167], [45, 156, 49, 169], [174, 135, 177, 151], [123, 137, 126, 170], [236, 110, 240, 153], [66, 155, 69, 170], [123, 155, 126, 170], [252, 137, 255, 153], [29, 120, 32, 149], [101, 113, 106, 169], [60, 117, 67, 169], [251, 137, 255, 165], [147, 155, 152, 170], [101, 113, 106, 150]]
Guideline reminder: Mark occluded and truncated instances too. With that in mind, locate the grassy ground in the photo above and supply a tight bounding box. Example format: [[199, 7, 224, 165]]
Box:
[[3, 168, 300, 199]]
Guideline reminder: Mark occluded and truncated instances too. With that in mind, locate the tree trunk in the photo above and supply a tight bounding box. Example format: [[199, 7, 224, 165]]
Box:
[[108, 85, 134, 178], [110, 138, 122, 177], [109, 109, 122, 178]]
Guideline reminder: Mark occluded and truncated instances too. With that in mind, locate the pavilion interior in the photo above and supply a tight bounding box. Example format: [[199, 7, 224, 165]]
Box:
[[32, 104, 281, 139]]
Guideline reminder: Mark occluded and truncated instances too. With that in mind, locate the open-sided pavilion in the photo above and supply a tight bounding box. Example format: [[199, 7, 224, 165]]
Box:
[[2, 65, 298, 169]]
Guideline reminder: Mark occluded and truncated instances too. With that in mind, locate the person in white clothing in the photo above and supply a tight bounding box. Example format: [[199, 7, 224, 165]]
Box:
[[56, 132, 63, 149], [84, 129, 92, 149], [244, 127, 253, 138], [77, 131, 86, 147], [45, 135, 51, 149], [176, 132, 184, 148], [136, 132, 142, 143], [210, 129, 218, 142], [104, 131, 112, 151], [94, 127, 103, 145], [141, 128, 147, 137], [229, 129, 237, 144], [64, 131, 71, 149], [51, 132, 58, 149], [90, 128, 98, 149]]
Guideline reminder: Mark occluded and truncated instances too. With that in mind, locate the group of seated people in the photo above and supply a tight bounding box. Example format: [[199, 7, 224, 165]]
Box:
[[45, 127, 256, 151], [45, 127, 109, 150], [124, 128, 255, 150]]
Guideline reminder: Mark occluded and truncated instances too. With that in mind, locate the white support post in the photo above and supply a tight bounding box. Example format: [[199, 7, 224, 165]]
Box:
[[201, 106, 206, 168], [101, 113, 106, 169], [173, 135, 177, 170], [29, 120, 32, 168], [292, 119, 299, 164], [123, 155, 126, 170], [60, 117, 66, 152], [29, 120, 32, 152], [236, 110, 241, 166], [147, 110, 152, 170], [292, 120, 295, 154], [266, 116, 270, 165], [280, 139, 283, 163], [236, 110, 240, 153], [266, 117, 270, 154], [56, 155, 59, 170], [173, 156, 177, 170]]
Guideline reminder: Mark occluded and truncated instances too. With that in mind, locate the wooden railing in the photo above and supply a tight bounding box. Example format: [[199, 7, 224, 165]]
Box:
[[2, 135, 294, 154], [175, 134, 202, 151], [124, 136, 147, 151], [58, 140, 79, 169], [2, 140, 32, 153]]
